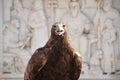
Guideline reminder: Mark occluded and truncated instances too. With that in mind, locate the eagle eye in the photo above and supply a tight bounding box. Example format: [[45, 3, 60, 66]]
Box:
[[53, 25, 56, 28], [63, 25, 66, 28]]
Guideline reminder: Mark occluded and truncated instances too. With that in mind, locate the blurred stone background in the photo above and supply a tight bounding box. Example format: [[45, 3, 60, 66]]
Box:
[[0, 0, 120, 80]]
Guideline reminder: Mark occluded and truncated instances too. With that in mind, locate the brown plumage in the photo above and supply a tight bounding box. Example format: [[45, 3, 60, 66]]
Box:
[[24, 22, 82, 80]]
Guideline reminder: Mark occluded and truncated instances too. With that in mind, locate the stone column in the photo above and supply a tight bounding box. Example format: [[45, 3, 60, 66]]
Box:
[[0, 0, 3, 74]]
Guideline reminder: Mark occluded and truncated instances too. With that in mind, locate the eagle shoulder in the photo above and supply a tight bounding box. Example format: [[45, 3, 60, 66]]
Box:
[[24, 48, 47, 80], [71, 51, 82, 80]]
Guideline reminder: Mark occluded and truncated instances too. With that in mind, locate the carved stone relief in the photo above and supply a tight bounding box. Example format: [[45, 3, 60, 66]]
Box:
[[1, 0, 120, 79], [28, 0, 48, 53], [3, 54, 15, 73], [94, 0, 120, 73]]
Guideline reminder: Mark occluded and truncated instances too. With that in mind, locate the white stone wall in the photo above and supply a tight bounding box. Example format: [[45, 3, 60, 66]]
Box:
[[0, 0, 120, 79]]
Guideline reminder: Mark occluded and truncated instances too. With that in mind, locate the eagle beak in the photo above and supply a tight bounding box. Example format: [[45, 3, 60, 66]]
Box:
[[56, 26, 65, 36]]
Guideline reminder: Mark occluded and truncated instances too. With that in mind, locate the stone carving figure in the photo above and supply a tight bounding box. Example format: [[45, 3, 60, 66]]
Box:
[[2, 0, 32, 74], [11, 0, 32, 74], [3, 18, 31, 74], [11, 0, 31, 46], [3, 19, 22, 73], [28, 0, 48, 53], [3, 19, 21, 53], [101, 19, 116, 74], [20, 0, 34, 40], [11, 0, 23, 20], [61, 0, 92, 73], [94, 0, 120, 71]]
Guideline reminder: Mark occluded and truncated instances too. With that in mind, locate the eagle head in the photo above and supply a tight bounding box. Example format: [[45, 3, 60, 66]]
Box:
[[51, 22, 67, 37]]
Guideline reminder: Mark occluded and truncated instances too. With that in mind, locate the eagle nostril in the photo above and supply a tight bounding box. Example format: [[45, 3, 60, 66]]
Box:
[[57, 30, 63, 32], [60, 30, 63, 32]]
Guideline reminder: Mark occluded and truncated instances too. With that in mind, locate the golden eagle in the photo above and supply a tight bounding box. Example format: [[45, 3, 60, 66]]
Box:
[[24, 22, 82, 80]]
